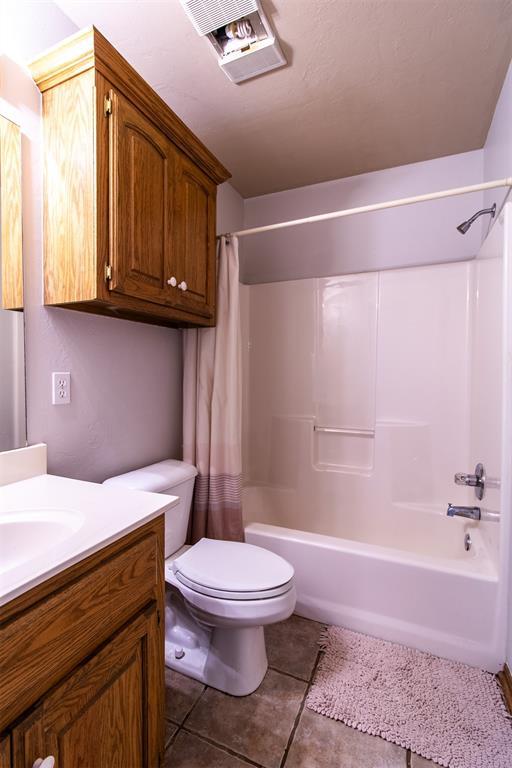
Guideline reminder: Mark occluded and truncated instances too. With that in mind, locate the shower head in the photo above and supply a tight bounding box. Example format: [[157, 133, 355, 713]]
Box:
[[456, 203, 496, 235], [456, 220, 472, 235]]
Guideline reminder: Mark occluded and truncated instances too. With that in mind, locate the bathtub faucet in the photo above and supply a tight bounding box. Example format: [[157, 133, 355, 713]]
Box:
[[446, 503, 481, 521]]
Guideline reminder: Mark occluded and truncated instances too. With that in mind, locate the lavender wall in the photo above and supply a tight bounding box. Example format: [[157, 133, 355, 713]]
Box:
[[483, 60, 512, 211], [241, 151, 485, 284], [217, 181, 244, 236]]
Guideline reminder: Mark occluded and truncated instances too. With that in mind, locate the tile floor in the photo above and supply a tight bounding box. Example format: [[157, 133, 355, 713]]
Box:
[[164, 614, 436, 767]]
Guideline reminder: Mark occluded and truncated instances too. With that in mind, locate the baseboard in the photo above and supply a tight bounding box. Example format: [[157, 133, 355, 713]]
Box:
[[498, 664, 512, 715]]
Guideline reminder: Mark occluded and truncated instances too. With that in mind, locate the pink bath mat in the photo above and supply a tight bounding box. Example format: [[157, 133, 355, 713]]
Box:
[[306, 626, 512, 768]]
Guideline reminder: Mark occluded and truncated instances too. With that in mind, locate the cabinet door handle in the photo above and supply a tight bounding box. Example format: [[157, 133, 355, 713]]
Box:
[[33, 757, 55, 768], [167, 276, 177, 287], [178, 281, 188, 292]]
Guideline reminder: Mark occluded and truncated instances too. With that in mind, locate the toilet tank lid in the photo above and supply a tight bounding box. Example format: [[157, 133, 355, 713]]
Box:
[[103, 460, 198, 493]]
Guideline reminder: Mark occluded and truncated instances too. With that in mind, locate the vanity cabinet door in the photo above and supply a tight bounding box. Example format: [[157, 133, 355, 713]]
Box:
[[0, 735, 11, 768], [108, 88, 176, 308], [173, 151, 217, 322], [11, 604, 163, 768]]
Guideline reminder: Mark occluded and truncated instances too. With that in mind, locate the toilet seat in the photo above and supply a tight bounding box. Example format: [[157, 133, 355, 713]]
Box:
[[172, 538, 295, 601], [175, 570, 293, 600]]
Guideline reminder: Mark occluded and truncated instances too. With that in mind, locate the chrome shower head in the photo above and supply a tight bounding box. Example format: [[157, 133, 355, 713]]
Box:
[[456, 220, 472, 235], [456, 203, 496, 235]]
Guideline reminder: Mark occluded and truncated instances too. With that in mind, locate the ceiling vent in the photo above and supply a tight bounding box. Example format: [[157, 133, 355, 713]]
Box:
[[179, 0, 286, 84]]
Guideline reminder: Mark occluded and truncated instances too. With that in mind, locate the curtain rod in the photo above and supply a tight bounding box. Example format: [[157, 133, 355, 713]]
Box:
[[221, 177, 512, 239]]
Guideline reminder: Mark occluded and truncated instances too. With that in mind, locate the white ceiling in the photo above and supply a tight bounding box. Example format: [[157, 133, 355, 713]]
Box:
[[55, 0, 512, 198]]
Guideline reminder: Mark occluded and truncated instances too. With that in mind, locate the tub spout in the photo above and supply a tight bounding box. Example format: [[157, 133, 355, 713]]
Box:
[[446, 503, 481, 520]]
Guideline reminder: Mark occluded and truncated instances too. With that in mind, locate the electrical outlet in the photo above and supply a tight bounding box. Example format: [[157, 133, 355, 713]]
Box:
[[52, 372, 71, 405]]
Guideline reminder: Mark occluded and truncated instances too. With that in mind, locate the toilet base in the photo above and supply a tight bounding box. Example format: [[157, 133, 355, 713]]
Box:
[[165, 588, 268, 696]]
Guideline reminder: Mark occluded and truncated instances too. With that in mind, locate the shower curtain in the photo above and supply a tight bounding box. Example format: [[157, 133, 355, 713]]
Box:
[[182, 236, 244, 542]]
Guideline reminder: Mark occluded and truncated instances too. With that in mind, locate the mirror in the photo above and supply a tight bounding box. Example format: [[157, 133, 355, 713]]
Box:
[[0, 112, 26, 450]]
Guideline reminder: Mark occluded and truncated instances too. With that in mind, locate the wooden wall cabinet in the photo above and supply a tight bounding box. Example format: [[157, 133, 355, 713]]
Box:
[[0, 115, 23, 311], [30, 27, 229, 327], [0, 517, 165, 768]]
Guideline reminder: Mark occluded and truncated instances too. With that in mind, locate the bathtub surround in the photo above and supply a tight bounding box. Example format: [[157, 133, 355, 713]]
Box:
[[307, 626, 512, 768], [183, 237, 243, 542], [242, 206, 511, 671], [481, 58, 512, 671]]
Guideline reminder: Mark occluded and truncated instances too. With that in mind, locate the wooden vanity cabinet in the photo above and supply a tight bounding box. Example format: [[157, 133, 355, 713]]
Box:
[[29, 27, 229, 328], [0, 516, 165, 768]]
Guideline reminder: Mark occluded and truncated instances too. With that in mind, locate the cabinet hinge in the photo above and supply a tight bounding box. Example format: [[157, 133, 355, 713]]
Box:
[[104, 95, 112, 117], [105, 264, 112, 281]]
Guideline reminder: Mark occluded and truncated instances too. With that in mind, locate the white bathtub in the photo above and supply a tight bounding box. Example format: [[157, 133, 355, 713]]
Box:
[[244, 487, 500, 671]]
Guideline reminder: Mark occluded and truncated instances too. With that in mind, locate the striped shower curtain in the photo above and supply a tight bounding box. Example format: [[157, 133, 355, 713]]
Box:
[[182, 236, 244, 542]]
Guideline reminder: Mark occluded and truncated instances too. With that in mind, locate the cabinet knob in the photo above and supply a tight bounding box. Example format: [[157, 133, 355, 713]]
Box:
[[33, 758, 55, 768], [178, 281, 188, 292], [167, 276, 177, 287]]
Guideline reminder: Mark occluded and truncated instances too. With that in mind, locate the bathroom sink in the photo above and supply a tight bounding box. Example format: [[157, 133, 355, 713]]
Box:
[[0, 508, 84, 574]]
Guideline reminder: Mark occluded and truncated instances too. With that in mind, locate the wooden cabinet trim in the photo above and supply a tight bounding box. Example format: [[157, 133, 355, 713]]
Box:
[[58, 298, 216, 328], [29, 26, 230, 186]]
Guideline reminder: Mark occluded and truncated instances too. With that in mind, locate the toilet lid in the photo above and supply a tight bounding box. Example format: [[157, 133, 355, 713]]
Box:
[[172, 538, 294, 599]]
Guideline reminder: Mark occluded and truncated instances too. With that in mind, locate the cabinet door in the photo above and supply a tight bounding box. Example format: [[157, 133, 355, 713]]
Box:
[[173, 151, 216, 321], [108, 89, 175, 306], [11, 605, 163, 768], [0, 735, 11, 768]]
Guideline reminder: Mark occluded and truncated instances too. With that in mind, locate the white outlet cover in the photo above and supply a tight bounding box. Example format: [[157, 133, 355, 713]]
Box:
[[52, 372, 71, 405]]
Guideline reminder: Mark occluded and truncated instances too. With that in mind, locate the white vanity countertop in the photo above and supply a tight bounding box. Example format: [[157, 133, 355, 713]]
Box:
[[0, 473, 178, 607]]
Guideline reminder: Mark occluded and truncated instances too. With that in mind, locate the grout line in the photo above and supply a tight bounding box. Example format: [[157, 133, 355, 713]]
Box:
[[268, 664, 310, 683], [166, 723, 182, 750], [180, 684, 210, 729], [181, 727, 267, 768], [279, 649, 324, 768]]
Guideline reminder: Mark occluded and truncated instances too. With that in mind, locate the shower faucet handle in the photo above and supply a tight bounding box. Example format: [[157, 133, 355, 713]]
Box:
[[454, 463, 485, 500], [454, 472, 478, 486]]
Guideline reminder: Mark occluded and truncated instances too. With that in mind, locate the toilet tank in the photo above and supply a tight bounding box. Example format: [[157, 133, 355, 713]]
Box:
[[103, 460, 197, 557]]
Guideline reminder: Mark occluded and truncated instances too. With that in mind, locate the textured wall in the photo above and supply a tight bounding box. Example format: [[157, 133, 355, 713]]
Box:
[[483, 60, 512, 212], [217, 181, 244, 236], [240, 150, 485, 283]]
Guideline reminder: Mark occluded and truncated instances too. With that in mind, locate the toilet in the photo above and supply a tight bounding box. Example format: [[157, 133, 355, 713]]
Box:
[[104, 460, 296, 696]]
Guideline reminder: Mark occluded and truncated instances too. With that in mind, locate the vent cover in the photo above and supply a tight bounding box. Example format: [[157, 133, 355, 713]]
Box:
[[180, 0, 259, 36], [179, 0, 286, 83]]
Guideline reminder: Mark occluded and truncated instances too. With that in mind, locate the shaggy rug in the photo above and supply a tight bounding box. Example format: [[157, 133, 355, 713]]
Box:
[[306, 626, 512, 768]]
